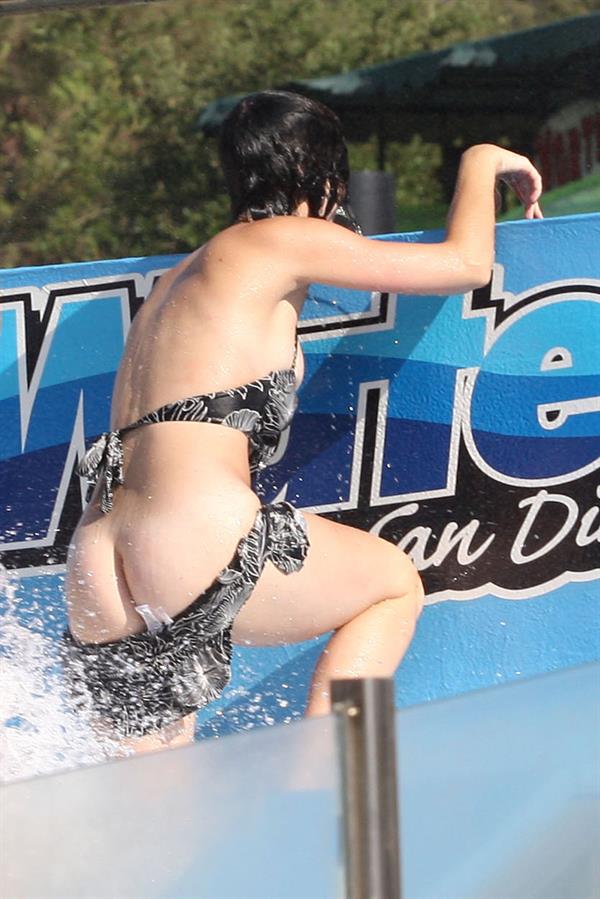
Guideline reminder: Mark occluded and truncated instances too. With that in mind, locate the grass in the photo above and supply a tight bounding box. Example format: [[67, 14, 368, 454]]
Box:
[[392, 175, 600, 233]]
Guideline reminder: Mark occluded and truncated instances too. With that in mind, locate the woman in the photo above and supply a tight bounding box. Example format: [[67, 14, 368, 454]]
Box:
[[64, 91, 542, 753]]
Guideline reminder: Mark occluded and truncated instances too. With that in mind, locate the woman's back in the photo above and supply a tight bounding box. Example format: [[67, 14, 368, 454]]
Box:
[[67, 222, 306, 645], [112, 222, 304, 430]]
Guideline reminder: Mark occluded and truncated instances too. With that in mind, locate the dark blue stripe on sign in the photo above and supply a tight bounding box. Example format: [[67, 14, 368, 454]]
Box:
[[0, 443, 73, 542], [0, 396, 21, 461], [472, 429, 600, 480], [258, 412, 356, 508], [381, 419, 453, 496]]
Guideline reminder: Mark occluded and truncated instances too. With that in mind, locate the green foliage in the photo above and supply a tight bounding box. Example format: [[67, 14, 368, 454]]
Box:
[[1, 0, 597, 265], [500, 174, 600, 221]]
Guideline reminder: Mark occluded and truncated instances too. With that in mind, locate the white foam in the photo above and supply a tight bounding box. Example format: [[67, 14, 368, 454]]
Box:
[[0, 565, 117, 783]]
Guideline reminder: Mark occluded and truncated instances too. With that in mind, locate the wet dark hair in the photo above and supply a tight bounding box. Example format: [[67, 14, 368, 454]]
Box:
[[219, 90, 350, 222]]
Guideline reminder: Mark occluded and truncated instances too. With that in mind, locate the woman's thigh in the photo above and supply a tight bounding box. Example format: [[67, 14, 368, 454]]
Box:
[[231, 510, 421, 646]]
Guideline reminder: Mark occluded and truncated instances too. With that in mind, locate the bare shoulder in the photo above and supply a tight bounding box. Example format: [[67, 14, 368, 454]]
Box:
[[204, 215, 345, 254], [191, 217, 337, 286], [194, 217, 409, 293], [186, 214, 488, 296], [233, 216, 490, 296]]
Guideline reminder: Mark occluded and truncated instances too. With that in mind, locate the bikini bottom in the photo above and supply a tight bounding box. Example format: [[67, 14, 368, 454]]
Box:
[[61, 501, 309, 738]]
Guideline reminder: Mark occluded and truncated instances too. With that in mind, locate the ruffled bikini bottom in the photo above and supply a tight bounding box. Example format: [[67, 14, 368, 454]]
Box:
[[61, 501, 309, 738]]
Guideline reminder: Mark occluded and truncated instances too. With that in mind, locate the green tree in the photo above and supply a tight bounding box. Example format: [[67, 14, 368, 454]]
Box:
[[1, 0, 597, 266]]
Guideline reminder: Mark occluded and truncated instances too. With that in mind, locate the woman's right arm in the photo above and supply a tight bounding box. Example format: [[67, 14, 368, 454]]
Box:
[[267, 144, 542, 296]]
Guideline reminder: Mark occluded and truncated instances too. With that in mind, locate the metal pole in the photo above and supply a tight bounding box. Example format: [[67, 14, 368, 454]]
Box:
[[0, 0, 167, 15], [376, 87, 387, 171], [332, 677, 402, 899]]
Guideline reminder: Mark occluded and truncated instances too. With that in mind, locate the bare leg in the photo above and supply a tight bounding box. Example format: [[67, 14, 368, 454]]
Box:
[[232, 511, 424, 715], [102, 713, 197, 758], [305, 589, 422, 716]]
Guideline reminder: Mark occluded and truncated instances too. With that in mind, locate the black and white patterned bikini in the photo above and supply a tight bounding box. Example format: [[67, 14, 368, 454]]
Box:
[[62, 353, 310, 738]]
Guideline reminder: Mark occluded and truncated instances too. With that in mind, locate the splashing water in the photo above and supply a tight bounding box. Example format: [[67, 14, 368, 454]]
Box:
[[0, 565, 118, 783], [0, 565, 309, 775]]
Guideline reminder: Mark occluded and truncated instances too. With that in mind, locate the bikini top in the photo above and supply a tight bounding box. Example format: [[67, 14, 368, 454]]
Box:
[[78, 359, 299, 514]]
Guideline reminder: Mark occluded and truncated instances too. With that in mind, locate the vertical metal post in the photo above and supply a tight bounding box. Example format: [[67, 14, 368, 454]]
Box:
[[332, 677, 401, 899], [376, 88, 387, 171]]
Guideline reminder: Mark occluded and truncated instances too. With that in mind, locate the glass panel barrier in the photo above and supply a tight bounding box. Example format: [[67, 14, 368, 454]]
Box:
[[396, 663, 599, 899], [1, 715, 341, 899]]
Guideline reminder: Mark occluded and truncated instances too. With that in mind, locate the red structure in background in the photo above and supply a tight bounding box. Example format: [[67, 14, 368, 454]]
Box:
[[534, 105, 600, 189]]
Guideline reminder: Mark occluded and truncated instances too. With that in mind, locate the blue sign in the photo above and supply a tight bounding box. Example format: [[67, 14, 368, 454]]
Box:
[[1, 216, 598, 738]]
